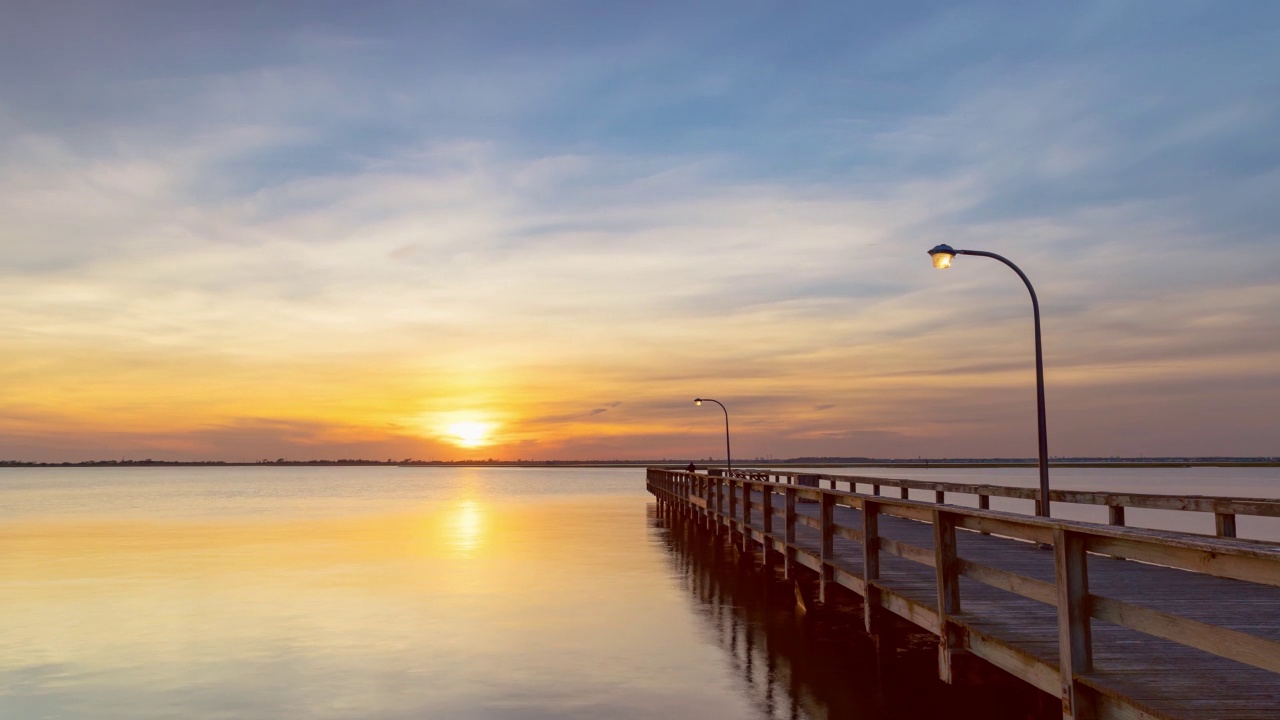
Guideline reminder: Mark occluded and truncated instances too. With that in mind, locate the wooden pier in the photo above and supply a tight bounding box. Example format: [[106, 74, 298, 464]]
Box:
[[647, 468, 1280, 720]]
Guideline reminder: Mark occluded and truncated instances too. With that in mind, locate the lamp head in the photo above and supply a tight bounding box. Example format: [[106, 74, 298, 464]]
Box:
[[694, 398, 702, 406], [927, 244, 956, 269]]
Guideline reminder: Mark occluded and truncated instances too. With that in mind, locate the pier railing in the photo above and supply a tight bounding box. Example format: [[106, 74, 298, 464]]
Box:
[[647, 467, 1280, 720], [704, 467, 1280, 540]]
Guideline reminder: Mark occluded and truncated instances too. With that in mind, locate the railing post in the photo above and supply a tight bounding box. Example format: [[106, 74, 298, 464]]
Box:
[[863, 500, 881, 634], [715, 475, 724, 531], [933, 509, 964, 683], [820, 492, 835, 602], [1215, 512, 1237, 538], [742, 481, 753, 552], [1107, 505, 1125, 527], [873, 483, 881, 496], [978, 494, 991, 535], [900, 487, 909, 500], [762, 482, 774, 564], [784, 486, 797, 580], [705, 475, 714, 532], [935, 489, 946, 505], [1054, 528, 1095, 719], [729, 478, 738, 538]]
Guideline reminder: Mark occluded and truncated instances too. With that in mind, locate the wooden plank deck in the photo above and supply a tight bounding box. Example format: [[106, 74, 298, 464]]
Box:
[[647, 469, 1280, 720]]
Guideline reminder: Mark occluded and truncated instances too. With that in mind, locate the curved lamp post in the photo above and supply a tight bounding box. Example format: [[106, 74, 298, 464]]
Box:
[[927, 244, 1051, 518], [694, 398, 731, 471]]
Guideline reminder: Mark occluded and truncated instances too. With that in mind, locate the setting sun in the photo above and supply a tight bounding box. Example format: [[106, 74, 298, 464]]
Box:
[[445, 421, 495, 448]]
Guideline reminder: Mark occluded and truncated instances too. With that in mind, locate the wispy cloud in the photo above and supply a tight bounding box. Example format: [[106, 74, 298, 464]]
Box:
[[1, 2, 1277, 460]]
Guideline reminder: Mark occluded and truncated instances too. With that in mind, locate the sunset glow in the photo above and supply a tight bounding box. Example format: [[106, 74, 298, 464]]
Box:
[[445, 422, 496, 449], [1, 4, 1278, 462]]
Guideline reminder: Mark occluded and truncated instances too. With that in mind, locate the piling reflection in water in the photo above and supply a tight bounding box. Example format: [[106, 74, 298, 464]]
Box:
[[650, 502, 1050, 720]]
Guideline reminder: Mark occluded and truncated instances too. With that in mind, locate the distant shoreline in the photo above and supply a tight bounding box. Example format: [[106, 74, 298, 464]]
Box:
[[3, 460, 1277, 469]]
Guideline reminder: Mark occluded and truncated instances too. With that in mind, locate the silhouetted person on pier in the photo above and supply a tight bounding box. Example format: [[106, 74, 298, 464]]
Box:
[[686, 462, 697, 473]]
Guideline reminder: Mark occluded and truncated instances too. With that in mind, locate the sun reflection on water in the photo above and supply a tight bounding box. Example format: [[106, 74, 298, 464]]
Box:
[[445, 499, 486, 558]]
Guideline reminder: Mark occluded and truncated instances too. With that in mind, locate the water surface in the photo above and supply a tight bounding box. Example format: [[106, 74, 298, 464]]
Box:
[[3, 465, 1276, 718], [3, 467, 768, 719]]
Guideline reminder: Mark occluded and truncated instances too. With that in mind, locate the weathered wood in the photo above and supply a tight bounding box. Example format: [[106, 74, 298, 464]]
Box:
[[730, 466, 1280, 520], [728, 478, 738, 534], [879, 585, 941, 635], [934, 509, 964, 683], [784, 486, 796, 580], [1084, 534, 1280, 588], [762, 483, 773, 536], [954, 513, 1055, 545], [1108, 505, 1125, 527], [880, 537, 935, 567], [832, 523, 863, 543], [1216, 512, 1237, 538], [832, 565, 866, 596], [863, 500, 881, 633], [880, 502, 935, 523], [1055, 528, 1095, 719], [966, 627, 1061, 696], [959, 558, 1057, 605], [1090, 595, 1280, 674], [820, 493, 835, 602], [646, 468, 1280, 720]]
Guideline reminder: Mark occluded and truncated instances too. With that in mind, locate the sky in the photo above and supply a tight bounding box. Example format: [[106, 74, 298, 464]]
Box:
[[2, 0, 1278, 462]]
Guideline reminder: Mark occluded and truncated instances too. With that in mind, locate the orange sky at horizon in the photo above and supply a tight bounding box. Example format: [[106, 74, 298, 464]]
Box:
[[3, 5, 1279, 462]]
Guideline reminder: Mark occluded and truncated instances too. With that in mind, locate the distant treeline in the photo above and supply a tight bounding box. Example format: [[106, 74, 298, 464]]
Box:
[[2, 456, 1277, 467]]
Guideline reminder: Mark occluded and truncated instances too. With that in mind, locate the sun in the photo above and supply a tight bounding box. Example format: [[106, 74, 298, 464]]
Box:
[[445, 420, 495, 448]]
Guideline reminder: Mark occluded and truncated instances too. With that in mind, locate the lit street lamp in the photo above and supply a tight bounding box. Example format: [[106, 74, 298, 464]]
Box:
[[694, 398, 731, 471], [927, 244, 1051, 518]]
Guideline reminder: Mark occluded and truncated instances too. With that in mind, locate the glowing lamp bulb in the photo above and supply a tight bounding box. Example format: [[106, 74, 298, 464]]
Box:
[[694, 398, 702, 406], [928, 244, 956, 269]]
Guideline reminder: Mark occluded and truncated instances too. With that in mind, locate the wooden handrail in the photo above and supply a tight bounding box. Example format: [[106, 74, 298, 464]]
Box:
[[646, 467, 1280, 586], [645, 466, 1280, 716], [711, 466, 1280, 541]]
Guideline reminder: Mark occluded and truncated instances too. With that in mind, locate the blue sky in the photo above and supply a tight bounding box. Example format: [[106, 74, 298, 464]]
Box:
[[1, 1, 1278, 460]]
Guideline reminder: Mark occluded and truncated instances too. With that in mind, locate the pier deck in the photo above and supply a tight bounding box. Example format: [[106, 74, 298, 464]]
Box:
[[647, 468, 1280, 720]]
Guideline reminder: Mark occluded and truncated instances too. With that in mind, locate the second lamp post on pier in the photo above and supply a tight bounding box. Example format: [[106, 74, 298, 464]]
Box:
[[694, 398, 731, 471], [927, 243, 1052, 518]]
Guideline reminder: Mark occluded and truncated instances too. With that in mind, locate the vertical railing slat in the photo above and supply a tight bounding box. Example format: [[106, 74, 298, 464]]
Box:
[[862, 500, 881, 633], [1215, 512, 1237, 538], [820, 492, 835, 602], [1108, 505, 1125, 527], [784, 486, 797, 580], [933, 509, 963, 683], [1055, 527, 1095, 719]]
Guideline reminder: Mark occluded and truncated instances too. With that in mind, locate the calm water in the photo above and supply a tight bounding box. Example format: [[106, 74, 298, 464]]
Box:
[[2, 465, 1277, 719]]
